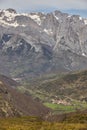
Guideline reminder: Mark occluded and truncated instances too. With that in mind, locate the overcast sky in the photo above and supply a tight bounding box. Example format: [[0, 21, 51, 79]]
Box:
[[0, 0, 87, 17]]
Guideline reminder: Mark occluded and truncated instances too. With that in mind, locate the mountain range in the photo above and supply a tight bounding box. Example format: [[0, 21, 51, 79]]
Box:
[[0, 8, 87, 79]]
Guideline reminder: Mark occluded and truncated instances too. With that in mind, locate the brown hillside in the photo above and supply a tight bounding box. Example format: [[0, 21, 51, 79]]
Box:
[[0, 75, 50, 117]]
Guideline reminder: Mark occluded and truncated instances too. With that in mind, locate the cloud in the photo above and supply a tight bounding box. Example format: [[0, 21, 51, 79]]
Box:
[[0, 0, 87, 12]]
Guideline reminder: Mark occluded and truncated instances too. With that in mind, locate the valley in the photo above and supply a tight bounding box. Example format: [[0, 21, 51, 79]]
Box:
[[17, 70, 87, 114], [0, 8, 87, 130], [0, 9, 87, 79]]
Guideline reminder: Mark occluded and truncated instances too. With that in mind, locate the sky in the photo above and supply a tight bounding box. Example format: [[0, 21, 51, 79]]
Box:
[[0, 0, 87, 18]]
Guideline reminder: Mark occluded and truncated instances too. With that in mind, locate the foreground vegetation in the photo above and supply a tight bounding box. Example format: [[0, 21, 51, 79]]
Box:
[[0, 116, 87, 130]]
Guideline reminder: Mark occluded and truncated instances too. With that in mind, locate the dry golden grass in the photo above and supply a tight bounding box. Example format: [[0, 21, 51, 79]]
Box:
[[0, 117, 87, 130]]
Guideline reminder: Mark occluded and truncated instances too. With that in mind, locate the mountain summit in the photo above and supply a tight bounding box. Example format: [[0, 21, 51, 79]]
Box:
[[0, 9, 87, 78]]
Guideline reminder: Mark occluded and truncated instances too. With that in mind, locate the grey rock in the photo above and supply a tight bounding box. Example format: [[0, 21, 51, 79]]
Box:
[[0, 9, 87, 79]]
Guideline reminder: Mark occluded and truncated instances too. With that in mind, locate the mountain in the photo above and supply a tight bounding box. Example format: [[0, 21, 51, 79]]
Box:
[[0, 8, 87, 79], [0, 74, 50, 117], [25, 70, 87, 114]]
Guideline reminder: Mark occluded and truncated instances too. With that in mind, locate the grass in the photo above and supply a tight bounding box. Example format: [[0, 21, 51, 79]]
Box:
[[0, 117, 87, 130], [44, 102, 87, 114], [44, 103, 76, 113]]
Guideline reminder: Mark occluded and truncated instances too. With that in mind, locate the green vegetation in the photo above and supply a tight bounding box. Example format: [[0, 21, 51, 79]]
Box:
[[44, 102, 74, 110], [0, 116, 87, 130], [44, 103, 77, 113], [44, 102, 87, 114], [18, 70, 87, 114]]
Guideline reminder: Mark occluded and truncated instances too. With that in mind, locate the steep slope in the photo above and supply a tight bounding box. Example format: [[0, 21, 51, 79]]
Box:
[[0, 9, 87, 79], [0, 74, 50, 117]]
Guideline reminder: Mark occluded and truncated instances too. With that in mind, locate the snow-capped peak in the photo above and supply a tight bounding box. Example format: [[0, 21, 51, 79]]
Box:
[[0, 9, 43, 26], [0, 9, 17, 21], [0, 9, 28, 27]]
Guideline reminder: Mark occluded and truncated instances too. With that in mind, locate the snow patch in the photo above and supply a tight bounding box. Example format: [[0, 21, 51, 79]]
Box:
[[29, 14, 41, 25], [3, 10, 16, 21], [67, 15, 71, 18], [79, 17, 82, 20], [82, 53, 87, 57], [84, 19, 87, 25], [0, 10, 42, 26], [20, 13, 29, 17], [21, 24, 26, 27], [0, 18, 26, 27], [54, 15, 59, 20], [53, 12, 59, 20], [0, 10, 28, 27], [0, 19, 18, 27], [44, 29, 53, 35]]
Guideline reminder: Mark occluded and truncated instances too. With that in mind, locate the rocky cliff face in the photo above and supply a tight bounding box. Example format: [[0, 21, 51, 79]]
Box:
[[0, 8, 87, 78]]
